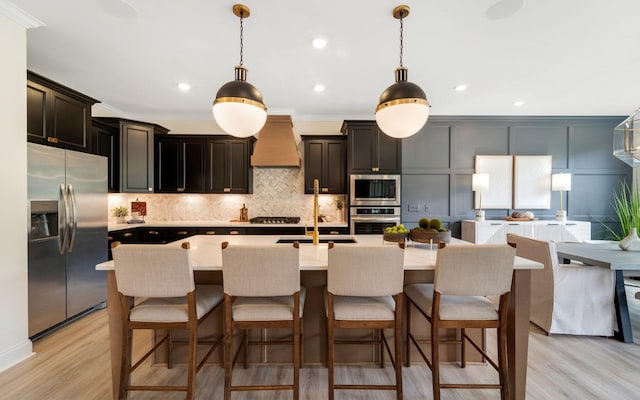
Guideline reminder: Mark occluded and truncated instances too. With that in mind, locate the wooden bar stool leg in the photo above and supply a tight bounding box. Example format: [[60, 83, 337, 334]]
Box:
[[394, 294, 403, 400], [461, 327, 466, 368], [379, 329, 385, 368], [224, 296, 233, 400], [186, 322, 197, 400], [327, 293, 335, 400], [293, 293, 301, 400], [405, 296, 411, 367]]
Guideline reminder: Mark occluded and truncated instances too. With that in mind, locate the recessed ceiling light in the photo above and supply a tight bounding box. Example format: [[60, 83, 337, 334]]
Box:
[[454, 84, 467, 92], [312, 37, 327, 49], [178, 82, 191, 92], [313, 84, 326, 92], [513, 100, 525, 107]]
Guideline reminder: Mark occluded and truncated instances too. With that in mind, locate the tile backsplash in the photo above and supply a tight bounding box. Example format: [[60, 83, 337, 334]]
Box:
[[108, 167, 346, 223]]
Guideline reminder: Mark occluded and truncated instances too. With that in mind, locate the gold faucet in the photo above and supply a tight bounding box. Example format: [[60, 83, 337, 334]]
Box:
[[305, 178, 320, 245]]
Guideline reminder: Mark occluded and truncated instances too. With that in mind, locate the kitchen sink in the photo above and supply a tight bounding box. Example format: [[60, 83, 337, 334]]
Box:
[[276, 237, 357, 244]]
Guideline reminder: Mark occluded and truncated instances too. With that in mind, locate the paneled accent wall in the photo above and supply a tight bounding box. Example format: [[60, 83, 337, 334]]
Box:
[[401, 116, 631, 239]]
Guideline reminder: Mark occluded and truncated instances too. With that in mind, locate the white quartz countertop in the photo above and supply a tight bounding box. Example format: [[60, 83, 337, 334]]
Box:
[[98, 235, 542, 272], [108, 220, 348, 231]]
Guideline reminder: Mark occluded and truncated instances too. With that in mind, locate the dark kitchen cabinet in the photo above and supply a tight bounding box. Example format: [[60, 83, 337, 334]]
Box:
[[342, 120, 402, 174], [196, 227, 246, 236], [27, 71, 99, 153], [94, 117, 169, 193], [92, 119, 119, 193], [206, 137, 254, 194], [155, 136, 206, 193], [302, 135, 347, 194]]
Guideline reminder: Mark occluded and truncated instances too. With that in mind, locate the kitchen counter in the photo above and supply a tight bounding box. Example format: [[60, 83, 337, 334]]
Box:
[[107, 220, 348, 232], [98, 234, 541, 272]]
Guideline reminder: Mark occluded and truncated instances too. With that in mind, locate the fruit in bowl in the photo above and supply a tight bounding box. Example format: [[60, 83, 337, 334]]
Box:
[[383, 224, 408, 242], [410, 218, 451, 243]]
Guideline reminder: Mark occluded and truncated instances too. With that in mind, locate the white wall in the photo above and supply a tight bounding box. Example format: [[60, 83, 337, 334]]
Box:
[[0, 13, 32, 371]]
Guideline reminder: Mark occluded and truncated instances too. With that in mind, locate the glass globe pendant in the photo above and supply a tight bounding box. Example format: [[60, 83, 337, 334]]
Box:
[[212, 4, 267, 138]]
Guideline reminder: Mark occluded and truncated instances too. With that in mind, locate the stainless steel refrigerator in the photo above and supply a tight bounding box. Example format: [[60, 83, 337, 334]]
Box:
[[27, 142, 108, 338]]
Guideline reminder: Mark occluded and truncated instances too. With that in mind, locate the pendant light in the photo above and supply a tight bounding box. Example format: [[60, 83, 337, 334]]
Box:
[[212, 4, 267, 138], [375, 5, 430, 139]]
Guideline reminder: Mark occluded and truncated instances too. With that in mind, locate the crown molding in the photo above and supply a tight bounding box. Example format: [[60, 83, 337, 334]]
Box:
[[0, 1, 44, 28]]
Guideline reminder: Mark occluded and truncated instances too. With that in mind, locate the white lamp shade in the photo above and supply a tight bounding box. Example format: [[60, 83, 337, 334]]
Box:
[[375, 102, 430, 138], [212, 102, 267, 138], [552, 173, 572, 191], [472, 173, 490, 192]]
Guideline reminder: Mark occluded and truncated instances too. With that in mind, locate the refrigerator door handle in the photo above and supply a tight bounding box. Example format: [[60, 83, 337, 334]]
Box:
[[59, 183, 68, 254], [67, 183, 78, 253]]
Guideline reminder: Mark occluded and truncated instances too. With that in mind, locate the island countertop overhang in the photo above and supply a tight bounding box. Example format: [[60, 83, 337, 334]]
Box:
[[98, 235, 543, 272]]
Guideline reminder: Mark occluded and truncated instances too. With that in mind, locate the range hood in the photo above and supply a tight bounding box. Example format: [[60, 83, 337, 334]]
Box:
[[251, 115, 301, 167]]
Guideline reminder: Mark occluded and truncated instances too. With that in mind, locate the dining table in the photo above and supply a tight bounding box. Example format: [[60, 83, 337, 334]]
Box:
[[555, 240, 640, 343], [97, 234, 543, 400]]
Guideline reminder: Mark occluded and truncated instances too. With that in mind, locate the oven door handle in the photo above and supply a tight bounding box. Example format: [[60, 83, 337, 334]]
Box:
[[350, 216, 401, 222]]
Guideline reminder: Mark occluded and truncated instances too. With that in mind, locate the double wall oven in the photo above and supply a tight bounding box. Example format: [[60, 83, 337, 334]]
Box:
[[349, 174, 401, 234]]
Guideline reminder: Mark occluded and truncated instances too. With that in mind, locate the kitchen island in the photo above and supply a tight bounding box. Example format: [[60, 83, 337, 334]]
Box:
[[97, 234, 541, 400]]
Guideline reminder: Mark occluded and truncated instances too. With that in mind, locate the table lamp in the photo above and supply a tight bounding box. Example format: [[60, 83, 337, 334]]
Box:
[[472, 173, 489, 221], [552, 173, 571, 221]]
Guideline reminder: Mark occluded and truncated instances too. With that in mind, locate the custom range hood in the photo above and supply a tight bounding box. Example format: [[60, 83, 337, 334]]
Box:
[[250, 115, 301, 167]]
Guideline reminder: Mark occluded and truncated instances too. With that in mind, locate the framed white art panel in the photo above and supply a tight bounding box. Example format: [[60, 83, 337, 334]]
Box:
[[474, 155, 513, 209], [513, 155, 552, 209]]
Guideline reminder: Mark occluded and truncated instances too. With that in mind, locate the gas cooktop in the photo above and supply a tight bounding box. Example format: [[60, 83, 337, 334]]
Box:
[[249, 216, 301, 224]]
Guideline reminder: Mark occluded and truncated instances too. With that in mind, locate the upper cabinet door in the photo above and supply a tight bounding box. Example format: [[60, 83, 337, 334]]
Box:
[[92, 120, 119, 193], [155, 136, 182, 192], [206, 137, 252, 194], [120, 122, 155, 193], [182, 139, 206, 193], [303, 136, 347, 194], [27, 71, 99, 153], [342, 121, 401, 174]]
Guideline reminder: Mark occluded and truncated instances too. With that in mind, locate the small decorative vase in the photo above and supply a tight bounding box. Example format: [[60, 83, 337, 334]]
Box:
[[618, 227, 640, 251], [117, 216, 125, 224], [336, 209, 343, 222]]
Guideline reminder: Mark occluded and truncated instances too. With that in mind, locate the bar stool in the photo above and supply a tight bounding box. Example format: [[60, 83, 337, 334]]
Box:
[[111, 241, 224, 400], [404, 242, 516, 400], [221, 241, 304, 400], [325, 242, 405, 400]]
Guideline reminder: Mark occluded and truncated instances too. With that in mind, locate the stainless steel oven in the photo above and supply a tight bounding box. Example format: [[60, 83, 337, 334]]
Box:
[[350, 206, 401, 235], [350, 174, 401, 206]]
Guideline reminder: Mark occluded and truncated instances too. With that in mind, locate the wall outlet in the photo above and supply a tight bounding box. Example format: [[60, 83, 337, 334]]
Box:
[[408, 204, 418, 212]]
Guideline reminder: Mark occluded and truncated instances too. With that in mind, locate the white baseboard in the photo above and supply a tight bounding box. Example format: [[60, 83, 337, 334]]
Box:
[[0, 339, 34, 373]]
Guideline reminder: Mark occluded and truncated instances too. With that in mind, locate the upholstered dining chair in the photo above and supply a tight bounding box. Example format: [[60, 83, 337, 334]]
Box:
[[111, 241, 224, 400], [325, 242, 405, 400], [404, 242, 516, 400], [220, 241, 304, 400], [507, 233, 616, 336]]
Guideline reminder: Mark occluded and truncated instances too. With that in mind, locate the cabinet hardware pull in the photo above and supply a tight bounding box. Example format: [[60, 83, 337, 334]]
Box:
[[224, 188, 231, 193], [177, 187, 184, 192], [47, 137, 59, 143], [107, 236, 113, 241], [508, 223, 520, 225], [566, 223, 576, 226], [321, 187, 329, 192], [177, 231, 188, 235], [148, 230, 159, 235], [230, 230, 239, 235], [548, 223, 559, 226], [490, 223, 502, 226], [148, 187, 153, 192], [206, 231, 216, 235], [330, 231, 339, 235], [372, 167, 379, 172], [123, 233, 133, 237]]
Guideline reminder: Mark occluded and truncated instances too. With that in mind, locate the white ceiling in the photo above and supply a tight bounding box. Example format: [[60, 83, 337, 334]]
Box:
[[6, 0, 640, 127]]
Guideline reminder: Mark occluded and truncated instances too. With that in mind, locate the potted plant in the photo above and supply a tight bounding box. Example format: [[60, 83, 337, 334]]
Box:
[[602, 181, 640, 250], [112, 206, 129, 224]]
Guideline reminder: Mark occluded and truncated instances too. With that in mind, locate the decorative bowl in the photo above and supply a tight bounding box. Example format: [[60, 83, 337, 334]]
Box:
[[383, 232, 408, 243], [409, 229, 451, 244]]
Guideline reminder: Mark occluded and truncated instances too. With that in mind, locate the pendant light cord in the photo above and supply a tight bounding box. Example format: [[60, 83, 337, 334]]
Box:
[[239, 11, 244, 66], [399, 13, 404, 67]]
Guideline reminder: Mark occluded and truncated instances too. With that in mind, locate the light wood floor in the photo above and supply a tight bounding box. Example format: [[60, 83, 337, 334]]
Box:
[[2, 285, 639, 400]]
